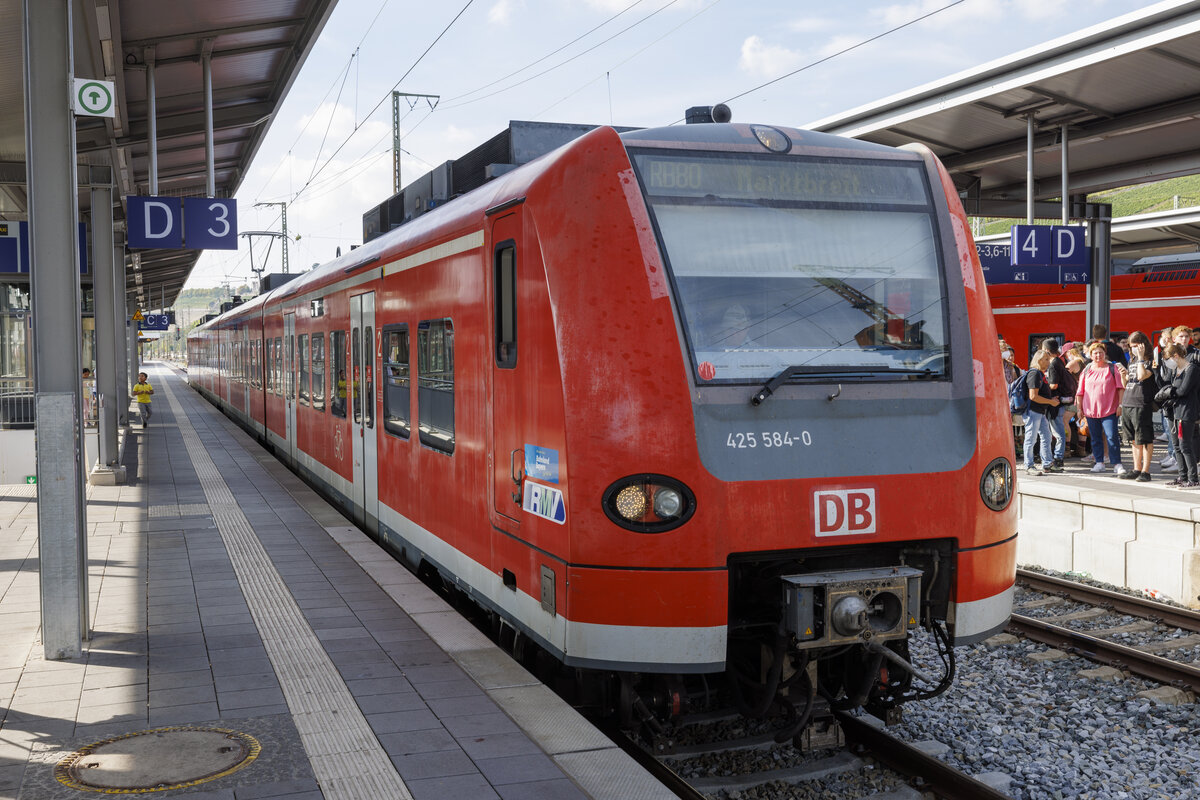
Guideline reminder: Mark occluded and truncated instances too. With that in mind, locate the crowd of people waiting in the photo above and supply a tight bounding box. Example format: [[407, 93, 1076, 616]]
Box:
[[1001, 324, 1200, 486]]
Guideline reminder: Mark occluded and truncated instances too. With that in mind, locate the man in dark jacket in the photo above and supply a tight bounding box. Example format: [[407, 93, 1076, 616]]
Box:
[[1092, 324, 1128, 367], [1042, 339, 1069, 470]]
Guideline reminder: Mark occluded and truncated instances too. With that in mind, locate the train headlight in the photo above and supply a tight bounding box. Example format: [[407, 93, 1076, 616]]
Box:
[[980, 457, 1014, 511], [653, 487, 683, 518], [603, 474, 696, 533]]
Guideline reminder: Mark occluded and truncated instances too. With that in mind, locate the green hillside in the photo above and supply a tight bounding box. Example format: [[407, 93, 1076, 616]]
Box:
[[978, 174, 1200, 235]]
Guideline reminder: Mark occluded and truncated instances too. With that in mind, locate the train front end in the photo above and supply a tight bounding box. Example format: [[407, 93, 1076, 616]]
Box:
[[540, 123, 1017, 738]]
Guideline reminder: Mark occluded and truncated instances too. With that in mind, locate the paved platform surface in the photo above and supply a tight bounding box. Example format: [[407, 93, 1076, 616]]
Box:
[[1018, 433, 1195, 498], [0, 364, 669, 800]]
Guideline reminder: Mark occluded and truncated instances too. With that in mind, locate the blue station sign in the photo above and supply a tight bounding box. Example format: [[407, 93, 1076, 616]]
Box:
[[0, 220, 88, 274], [978, 229, 1091, 286], [127, 196, 238, 250]]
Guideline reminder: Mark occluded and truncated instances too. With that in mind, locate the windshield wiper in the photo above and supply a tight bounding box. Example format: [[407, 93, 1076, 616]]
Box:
[[750, 365, 936, 406]]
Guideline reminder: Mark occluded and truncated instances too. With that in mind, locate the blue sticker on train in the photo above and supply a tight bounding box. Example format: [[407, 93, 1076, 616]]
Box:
[[522, 480, 566, 525], [524, 444, 559, 484]]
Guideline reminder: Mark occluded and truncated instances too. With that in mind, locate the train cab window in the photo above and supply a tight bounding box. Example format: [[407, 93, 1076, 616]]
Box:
[[352, 326, 362, 424], [494, 243, 517, 368], [274, 337, 283, 395], [629, 151, 950, 384], [417, 318, 455, 453], [331, 330, 347, 418], [383, 326, 410, 438], [298, 334, 310, 406], [312, 333, 325, 412]]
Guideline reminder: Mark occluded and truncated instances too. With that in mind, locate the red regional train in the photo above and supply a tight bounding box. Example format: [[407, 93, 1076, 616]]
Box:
[[990, 257, 1200, 362], [188, 120, 1017, 741]]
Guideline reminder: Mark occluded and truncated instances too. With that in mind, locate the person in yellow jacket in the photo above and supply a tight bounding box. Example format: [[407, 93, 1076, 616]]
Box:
[[133, 372, 154, 428]]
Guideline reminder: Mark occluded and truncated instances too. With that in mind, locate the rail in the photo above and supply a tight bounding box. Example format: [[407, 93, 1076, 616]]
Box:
[[1016, 569, 1200, 633], [834, 711, 1014, 800], [1007, 613, 1200, 694]]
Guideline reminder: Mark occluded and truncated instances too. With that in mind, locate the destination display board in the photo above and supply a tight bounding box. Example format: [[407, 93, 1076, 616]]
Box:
[[632, 152, 930, 206]]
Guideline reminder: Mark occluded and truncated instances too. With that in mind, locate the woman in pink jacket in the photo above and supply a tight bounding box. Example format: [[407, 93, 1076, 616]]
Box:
[[1077, 340, 1126, 475]]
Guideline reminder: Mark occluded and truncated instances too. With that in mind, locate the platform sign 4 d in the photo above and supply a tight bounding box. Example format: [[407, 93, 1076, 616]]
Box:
[[1011, 225, 1089, 270]]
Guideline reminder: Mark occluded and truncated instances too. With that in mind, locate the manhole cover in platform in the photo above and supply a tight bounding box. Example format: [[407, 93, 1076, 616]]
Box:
[[56, 726, 260, 792]]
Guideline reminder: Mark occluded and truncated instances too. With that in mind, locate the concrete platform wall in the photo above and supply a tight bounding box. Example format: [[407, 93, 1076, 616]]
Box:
[[1016, 482, 1200, 608]]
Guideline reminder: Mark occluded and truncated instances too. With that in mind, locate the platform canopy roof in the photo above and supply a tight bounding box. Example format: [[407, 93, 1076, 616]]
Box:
[[808, 0, 1200, 256], [0, 0, 338, 309]]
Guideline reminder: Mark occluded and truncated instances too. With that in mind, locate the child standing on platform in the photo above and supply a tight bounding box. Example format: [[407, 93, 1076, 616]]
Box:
[[133, 372, 154, 428]]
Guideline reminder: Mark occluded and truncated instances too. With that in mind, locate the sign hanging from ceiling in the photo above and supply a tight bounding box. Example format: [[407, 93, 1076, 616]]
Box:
[[126, 196, 238, 250], [73, 78, 116, 118], [0, 221, 88, 274], [977, 239, 1091, 285]]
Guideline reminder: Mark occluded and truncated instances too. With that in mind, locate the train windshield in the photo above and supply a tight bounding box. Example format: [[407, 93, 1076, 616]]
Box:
[[630, 151, 949, 384]]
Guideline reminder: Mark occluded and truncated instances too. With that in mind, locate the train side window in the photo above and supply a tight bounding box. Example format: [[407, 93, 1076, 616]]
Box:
[[271, 335, 279, 395], [417, 318, 455, 454], [331, 330, 347, 418], [365, 326, 375, 429], [494, 242, 517, 368], [382, 326, 410, 438], [286, 335, 296, 401], [298, 334, 310, 406], [1028, 333, 1063, 365], [265, 339, 272, 394], [312, 333, 325, 412]]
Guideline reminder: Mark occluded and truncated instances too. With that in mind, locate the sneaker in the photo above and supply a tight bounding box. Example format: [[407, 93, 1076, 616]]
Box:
[[1090, 462, 1106, 473], [1184, 481, 1200, 489], [1136, 472, 1151, 482], [1083, 454, 1096, 464], [1053, 458, 1064, 469], [1113, 464, 1128, 476], [1161, 456, 1178, 470], [1025, 466, 1044, 476], [1046, 463, 1065, 473], [1119, 469, 1139, 480], [1167, 478, 1184, 487]]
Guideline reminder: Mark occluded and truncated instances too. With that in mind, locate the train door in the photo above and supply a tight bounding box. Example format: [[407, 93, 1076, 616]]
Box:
[[350, 293, 379, 531], [488, 211, 526, 533], [284, 313, 297, 462]]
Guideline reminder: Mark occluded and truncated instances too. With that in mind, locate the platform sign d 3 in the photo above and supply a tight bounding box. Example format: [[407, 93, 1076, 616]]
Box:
[[126, 196, 238, 250], [73, 78, 115, 118]]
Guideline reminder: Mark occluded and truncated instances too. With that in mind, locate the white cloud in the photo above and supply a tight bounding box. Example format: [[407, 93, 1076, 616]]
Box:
[[488, 0, 523, 25], [739, 35, 804, 78]]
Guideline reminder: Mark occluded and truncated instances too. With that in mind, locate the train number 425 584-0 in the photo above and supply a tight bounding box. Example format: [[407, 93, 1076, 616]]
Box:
[[726, 430, 812, 449]]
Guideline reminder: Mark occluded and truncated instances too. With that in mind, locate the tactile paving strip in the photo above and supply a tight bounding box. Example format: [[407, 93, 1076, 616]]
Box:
[[160, 377, 413, 800]]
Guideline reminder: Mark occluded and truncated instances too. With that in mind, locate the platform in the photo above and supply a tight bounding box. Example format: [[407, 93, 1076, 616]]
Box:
[[1015, 438, 1200, 608], [0, 364, 671, 800]]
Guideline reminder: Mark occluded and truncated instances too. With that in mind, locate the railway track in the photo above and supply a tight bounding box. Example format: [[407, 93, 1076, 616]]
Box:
[[1010, 569, 1200, 693], [603, 712, 1013, 799]]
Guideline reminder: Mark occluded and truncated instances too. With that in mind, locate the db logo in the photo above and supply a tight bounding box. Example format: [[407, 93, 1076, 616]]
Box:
[[814, 489, 876, 536]]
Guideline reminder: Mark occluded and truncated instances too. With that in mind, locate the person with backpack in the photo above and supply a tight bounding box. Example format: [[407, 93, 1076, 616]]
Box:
[[1077, 340, 1126, 475], [1021, 350, 1060, 476]]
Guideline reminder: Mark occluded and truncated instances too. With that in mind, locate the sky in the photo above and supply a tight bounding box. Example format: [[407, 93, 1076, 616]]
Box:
[[187, 0, 1159, 290]]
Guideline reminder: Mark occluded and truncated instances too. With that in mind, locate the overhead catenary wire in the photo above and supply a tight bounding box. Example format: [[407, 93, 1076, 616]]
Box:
[[290, 0, 478, 205], [443, 0, 650, 105], [440, 0, 682, 111], [708, 0, 966, 117]]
